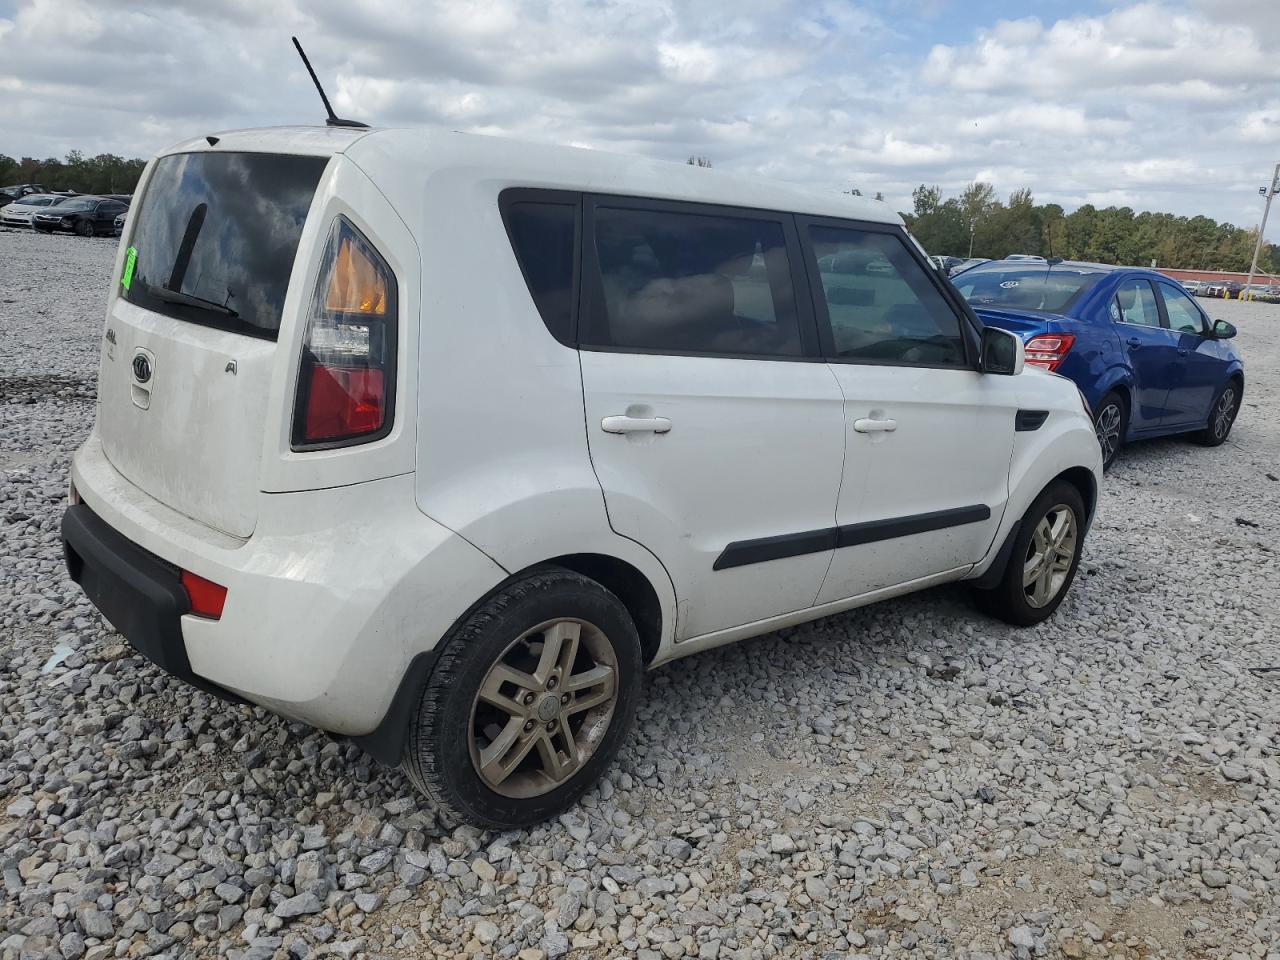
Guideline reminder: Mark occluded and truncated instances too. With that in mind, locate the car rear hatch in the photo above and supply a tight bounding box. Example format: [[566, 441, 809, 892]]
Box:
[[96, 149, 332, 538]]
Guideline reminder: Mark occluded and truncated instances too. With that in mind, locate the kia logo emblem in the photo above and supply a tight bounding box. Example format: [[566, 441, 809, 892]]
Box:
[[132, 354, 152, 383]]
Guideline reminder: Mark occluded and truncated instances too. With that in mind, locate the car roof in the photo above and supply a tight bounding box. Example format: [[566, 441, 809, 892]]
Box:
[[160, 125, 904, 227]]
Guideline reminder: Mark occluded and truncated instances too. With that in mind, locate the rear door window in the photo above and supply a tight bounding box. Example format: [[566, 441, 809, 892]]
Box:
[[1112, 279, 1162, 328], [122, 152, 328, 340], [584, 202, 804, 357]]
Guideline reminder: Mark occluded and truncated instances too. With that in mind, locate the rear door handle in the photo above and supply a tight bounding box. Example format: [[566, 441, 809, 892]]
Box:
[[601, 415, 672, 434], [853, 417, 898, 434], [1126, 337, 1143, 348]]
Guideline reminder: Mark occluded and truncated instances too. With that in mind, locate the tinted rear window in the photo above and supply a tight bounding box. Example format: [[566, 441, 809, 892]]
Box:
[[587, 205, 802, 357], [953, 265, 1104, 313], [122, 152, 328, 340], [503, 200, 577, 343]]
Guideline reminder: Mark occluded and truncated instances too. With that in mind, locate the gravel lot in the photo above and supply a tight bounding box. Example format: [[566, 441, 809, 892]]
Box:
[[2, 228, 1278, 960]]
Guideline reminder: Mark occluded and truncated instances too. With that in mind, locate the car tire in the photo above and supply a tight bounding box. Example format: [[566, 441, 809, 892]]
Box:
[[75, 220, 94, 238], [971, 480, 1087, 627], [1093, 391, 1127, 471], [402, 566, 643, 829], [1192, 379, 1240, 447]]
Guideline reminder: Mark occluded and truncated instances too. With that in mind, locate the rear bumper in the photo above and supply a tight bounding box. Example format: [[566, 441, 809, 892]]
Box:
[[61, 505, 245, 704], [67, 429, 507, 734]]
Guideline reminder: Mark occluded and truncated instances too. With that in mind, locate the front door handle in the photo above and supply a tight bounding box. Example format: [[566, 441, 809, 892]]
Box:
[[601, 415, 672, 435], [853, 417, 898, 434], [1126, 337, 1143, 348], [1177, 348, 1189, 357]]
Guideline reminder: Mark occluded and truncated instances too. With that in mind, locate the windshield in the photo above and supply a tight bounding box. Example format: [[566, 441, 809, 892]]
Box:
[[953, 265, 1105, 313], [121, 151, 328, 339]]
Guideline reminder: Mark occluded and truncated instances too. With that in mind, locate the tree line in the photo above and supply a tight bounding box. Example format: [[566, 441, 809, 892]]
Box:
[[0, 152, 146, 197], [902, 182, 1278, 274]]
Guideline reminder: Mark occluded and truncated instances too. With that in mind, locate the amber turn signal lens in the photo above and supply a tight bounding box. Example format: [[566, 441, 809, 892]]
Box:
[[325, 235, 387, 315]]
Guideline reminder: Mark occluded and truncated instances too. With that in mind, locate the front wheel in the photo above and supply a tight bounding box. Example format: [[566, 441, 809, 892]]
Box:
[[1193, 381, 1239, 447], [75, 219, 94, 238], [972, 480, 1087, 627], [402, 567, 642, 829]]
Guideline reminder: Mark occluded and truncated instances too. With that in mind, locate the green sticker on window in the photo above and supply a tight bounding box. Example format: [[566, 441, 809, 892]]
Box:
[[121, 246, 137, 290]]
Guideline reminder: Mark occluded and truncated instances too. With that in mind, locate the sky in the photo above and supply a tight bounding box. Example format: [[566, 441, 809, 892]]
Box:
[[1, 0, 1277, 235]]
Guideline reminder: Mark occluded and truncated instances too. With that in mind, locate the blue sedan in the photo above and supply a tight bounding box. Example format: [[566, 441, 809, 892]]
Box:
[[953, 260, 1244, 469]]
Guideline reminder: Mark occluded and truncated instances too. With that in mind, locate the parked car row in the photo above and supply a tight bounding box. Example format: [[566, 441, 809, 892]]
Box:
[[1179, 278, 1280, 301], [1, 193, 129, 236]]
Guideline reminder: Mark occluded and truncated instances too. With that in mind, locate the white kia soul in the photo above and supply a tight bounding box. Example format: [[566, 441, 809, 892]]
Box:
[[63, 125, 1102, 828]]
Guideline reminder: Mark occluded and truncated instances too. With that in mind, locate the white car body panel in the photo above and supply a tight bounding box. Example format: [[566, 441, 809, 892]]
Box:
[[815, 366, 1017, 603], [579, 352, 846, 640], [67, 124, 1102, 740]]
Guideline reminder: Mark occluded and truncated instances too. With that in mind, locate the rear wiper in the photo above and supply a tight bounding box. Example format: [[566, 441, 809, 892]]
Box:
[[147, 284, 239, 319]]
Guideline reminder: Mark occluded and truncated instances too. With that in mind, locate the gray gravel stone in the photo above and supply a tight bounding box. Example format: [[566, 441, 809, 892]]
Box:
[[1, 234, 1278, 959]]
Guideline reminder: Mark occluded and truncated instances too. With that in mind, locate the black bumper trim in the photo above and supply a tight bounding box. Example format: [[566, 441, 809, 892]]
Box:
[[61, 505, 246, 705]]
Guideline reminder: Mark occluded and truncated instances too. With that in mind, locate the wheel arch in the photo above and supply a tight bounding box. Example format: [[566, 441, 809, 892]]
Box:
[[349, 552, 667, 766], [541, 553, 663, 668], [972, 464, 1099, 591]]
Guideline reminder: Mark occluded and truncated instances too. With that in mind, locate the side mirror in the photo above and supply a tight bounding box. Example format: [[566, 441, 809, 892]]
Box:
[[1213, 319, 1237, 339], [980, 326, 1024, 375]]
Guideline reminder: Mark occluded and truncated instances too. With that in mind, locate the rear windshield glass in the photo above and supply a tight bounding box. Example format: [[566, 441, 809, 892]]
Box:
[[122, 152, 328, 340], [953, 265, 1105, 313]]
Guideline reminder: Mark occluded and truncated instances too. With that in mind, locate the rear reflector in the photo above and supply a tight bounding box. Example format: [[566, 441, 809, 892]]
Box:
[[1024, 333, 1076, 372], [181, 570, 227, 620]]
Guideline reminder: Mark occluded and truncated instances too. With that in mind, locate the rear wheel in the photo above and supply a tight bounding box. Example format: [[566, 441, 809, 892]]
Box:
[[972, 480, 1086, 626], [1193, 381, 1239, 446], [75, 219, 94, 238], [1093, 391, 1127, 471], [403, 567, 642, 829]]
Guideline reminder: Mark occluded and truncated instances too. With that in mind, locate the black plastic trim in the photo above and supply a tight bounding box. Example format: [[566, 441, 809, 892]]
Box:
[[714, 528, 838, 571], [60, 505, 248, 706], [1015, 409, 1050, 432], [836, 504, 991, 548], [713, 505, 991, 571], [349, 648, 446, 765]]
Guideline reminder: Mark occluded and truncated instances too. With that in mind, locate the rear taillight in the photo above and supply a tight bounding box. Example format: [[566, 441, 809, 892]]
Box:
[[181, 570, 227, 620], [1023, 334, 1075, 372], [292, 217, 397, 448]]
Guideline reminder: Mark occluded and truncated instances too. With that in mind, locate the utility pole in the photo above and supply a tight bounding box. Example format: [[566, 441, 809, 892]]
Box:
[[1244, 161, 1280, 299], [968, 219, 977, 259]]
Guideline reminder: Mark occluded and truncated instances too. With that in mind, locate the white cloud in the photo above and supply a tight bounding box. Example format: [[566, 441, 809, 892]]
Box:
[[0, 0, 1277, 234]]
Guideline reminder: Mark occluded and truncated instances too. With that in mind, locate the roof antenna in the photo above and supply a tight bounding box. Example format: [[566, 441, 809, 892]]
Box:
[[291, 36, 369, 129]]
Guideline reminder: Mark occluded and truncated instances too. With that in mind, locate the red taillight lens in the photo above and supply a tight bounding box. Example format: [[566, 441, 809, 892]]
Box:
[[181, 570, 227, 620], [303, 365, 385, 442], [1024, 333, 1076, 372], [293, 217, 397, 448]]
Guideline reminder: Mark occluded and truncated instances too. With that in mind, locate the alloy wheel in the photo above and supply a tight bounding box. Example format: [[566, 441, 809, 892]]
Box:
[[1213, 387, 1236, 440], [1022, 504, 1078, 609], [468, 618, 618, 798], [1095, 403, 1122, 466]]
